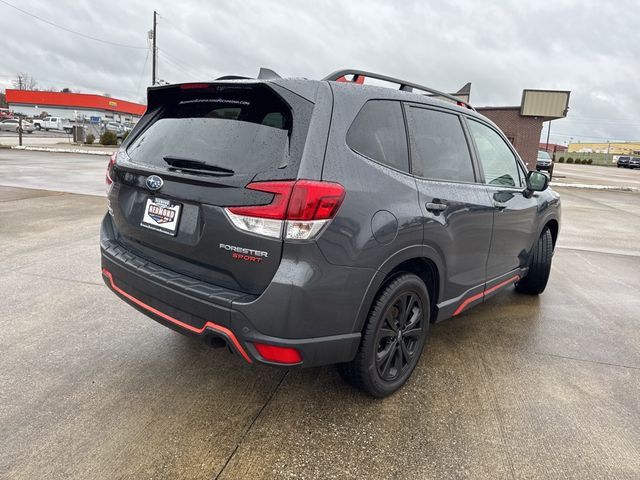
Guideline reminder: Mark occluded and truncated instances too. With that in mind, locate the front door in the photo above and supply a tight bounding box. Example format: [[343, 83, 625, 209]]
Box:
[[466, 118, 539, 280]]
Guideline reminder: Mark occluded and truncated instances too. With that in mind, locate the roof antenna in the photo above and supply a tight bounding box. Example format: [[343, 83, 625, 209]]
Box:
[[257, 68, 282, 80]]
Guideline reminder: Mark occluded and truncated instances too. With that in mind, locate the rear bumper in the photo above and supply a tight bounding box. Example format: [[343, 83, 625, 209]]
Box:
[[100, 216, 363, 368]]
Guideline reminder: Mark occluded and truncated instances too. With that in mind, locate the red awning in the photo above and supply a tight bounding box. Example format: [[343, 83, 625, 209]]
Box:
[[5, 89, 146, 116]]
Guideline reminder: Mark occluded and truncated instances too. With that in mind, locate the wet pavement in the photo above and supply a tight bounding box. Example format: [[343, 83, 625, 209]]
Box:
[[552, 162, 640, 189], [0, 150, 108, 196], [1, 173, 639, 478]]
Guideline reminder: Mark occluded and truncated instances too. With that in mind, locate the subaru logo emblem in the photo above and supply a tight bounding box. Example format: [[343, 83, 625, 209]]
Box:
[[146, 175, 163, 191]]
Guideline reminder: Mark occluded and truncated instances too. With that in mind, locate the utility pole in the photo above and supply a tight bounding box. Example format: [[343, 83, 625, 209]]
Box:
[[545, 120, 552, 152], [151, 11, 157, 85]]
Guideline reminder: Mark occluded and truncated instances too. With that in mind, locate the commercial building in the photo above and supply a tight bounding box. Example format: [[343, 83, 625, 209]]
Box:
[[477, 90, 570, 170], [567, 142, 640, 155], [5, 89, 146, 124], [539, 142, 567, 154], [477, 107, 543, 169]]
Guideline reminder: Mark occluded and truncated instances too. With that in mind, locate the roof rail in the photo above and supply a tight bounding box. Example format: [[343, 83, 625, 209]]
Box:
[[323, 69, 475, 111]]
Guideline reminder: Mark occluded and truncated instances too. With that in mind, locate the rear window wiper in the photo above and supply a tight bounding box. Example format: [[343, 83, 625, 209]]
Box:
[[163, 156, 235, 176]]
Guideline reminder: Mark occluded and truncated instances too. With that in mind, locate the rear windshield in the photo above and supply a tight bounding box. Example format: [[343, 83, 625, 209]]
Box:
[[126, 85, 293, 175]]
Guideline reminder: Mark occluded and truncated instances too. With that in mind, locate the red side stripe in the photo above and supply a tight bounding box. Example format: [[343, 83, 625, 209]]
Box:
[[453, 275, 520, 316], [102, 268, 253, 363]]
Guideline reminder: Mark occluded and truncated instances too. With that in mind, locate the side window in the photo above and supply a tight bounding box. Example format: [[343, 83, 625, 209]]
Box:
[[346, 100, 409, 172], [468, 119, 522, 187], [407, 106, 475, 182]]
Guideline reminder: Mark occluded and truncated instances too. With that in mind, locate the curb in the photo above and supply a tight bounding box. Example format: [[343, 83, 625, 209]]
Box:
[[11, 146, 115, 156], [551, 182, 639, 192]]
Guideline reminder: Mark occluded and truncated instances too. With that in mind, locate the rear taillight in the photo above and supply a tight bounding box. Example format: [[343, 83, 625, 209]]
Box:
[[225, 180, 345, 240], [105, 153, 116, 191]]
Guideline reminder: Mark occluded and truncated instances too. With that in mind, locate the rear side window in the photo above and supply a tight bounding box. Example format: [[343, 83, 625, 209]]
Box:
[[407, 106, 475, 182], [346, 100, 409, 172], [126, 85, 292, 175]]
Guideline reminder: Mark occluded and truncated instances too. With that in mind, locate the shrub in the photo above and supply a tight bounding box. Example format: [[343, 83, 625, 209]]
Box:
[[558, 157, 565, 163], [100, 131, 118, 145], [122, 130, 130, 141], [566, 158, 574, 164], [85, 133, 95, 145], [587, 159, 593, 164]]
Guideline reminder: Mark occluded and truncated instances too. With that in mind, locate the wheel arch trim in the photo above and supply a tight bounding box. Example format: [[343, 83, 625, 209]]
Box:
[[351, 245, 445, 333]]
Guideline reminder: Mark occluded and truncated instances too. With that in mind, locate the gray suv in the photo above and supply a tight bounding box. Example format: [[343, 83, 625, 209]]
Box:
[[101, 69, 560, 397]]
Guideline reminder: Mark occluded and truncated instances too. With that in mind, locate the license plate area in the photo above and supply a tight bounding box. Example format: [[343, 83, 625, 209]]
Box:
[[140, 197, 182, 236]]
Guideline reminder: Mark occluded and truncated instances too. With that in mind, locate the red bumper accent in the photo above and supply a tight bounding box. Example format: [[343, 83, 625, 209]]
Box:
[[102, 268, 253, 363], [453, 275, 521, 316]]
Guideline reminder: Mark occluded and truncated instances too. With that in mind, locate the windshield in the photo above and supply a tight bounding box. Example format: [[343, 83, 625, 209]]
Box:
[[126, 85, 292, 175], [537, 151, 552, 160]]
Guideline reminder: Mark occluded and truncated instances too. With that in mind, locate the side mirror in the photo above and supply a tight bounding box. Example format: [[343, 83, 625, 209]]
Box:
[[526, 170, 549, 193]]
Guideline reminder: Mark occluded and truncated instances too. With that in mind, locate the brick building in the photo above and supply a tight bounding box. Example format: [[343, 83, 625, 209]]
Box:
[[476, 106, 545, 169]]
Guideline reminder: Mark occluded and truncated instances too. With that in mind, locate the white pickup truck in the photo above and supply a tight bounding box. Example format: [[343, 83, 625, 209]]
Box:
[[31, 116, 72, 133]]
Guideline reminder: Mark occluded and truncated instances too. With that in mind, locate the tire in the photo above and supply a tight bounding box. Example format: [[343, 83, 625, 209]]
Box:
[[516, 228, 553, 295], [338, 273, 430, 397]]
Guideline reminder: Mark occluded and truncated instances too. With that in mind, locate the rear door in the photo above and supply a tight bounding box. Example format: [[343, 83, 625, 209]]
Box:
[[108, 82, 313, 295], [465, 118, 539, 280], [405, 104, 494, 307]]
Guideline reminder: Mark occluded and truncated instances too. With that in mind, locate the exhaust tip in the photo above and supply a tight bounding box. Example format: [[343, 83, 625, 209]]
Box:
[[205, 334, 227, 349]]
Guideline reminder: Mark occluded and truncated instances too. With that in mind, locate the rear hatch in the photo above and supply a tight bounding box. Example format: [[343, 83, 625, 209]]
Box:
[[108, 82, 314, 295]]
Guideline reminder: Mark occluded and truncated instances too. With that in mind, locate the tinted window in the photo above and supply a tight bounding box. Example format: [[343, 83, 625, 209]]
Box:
[[468, 120, 522, 187], [407, 107, 475, 182], [126, 85, 292, 175], [347, 100, 409, 172]]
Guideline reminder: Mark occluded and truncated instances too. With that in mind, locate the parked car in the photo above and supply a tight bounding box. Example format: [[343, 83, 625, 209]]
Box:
[[105, 121, 125, 139], [536, 149, 554, 178], [629, 157, 640, 169], [617, 156, 631, 168], [0, 118, 35, 133], [101, 69, 561, 397], [32, 116, 72, 133], [0, 108, 13, 120]]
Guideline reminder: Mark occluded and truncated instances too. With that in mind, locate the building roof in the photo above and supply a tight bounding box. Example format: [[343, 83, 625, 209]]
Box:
[[476, 106, 521, 111], [5, 89, 146, 116]]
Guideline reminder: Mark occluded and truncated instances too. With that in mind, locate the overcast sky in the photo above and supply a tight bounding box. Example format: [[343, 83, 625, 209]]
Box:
[[1, 0, 638, 144]]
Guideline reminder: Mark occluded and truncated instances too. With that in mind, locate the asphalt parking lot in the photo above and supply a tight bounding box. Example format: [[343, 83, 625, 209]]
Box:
[[1, 153, 639, 479]]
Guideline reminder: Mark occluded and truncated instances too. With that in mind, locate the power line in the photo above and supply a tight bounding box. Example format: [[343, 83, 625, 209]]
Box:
[[157, 49, 212, 79], [0, 0, 146, 50], [136, 48, 150, 99], [156, 14, 191, 40], [550, 132, 640, 142]]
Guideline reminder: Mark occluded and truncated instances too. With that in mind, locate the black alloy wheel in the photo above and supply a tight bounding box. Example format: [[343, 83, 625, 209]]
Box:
[[375, 292, 423, 381], [338, 273, 430, 397]]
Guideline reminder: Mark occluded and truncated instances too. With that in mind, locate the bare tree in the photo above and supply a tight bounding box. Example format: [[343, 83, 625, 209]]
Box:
[[12, 72, 38, 90]]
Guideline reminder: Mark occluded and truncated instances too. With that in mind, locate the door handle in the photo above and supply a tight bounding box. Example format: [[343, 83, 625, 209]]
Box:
[[426, 202, 447, 214], [494, 201, 507, 210]]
